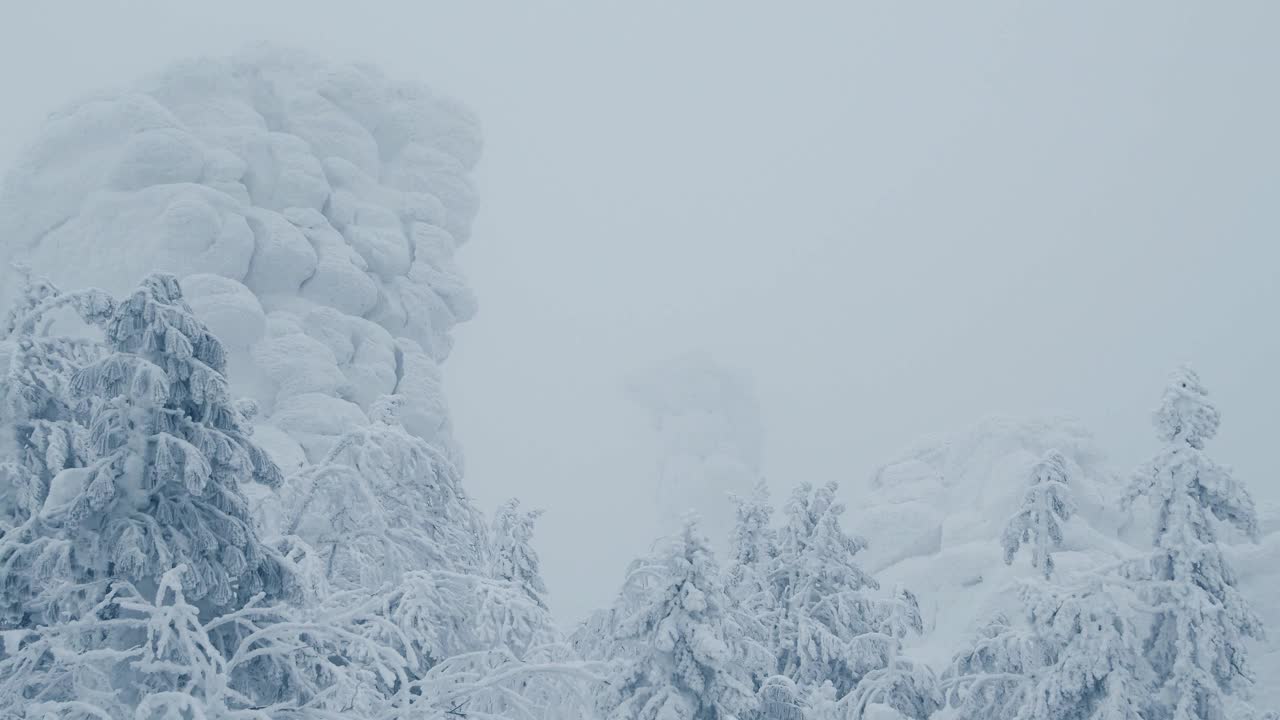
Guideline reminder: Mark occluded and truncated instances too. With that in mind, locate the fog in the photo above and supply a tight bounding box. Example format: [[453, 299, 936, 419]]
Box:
[[2, 1, 1277, 623]]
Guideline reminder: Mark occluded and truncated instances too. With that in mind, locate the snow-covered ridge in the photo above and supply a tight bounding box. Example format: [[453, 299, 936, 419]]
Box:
[[0, 45, 479, 469]]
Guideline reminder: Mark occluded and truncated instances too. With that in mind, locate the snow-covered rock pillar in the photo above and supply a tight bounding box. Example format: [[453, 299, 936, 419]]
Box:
[[627, 353, 764, 550], [0, 47, 480, 471]]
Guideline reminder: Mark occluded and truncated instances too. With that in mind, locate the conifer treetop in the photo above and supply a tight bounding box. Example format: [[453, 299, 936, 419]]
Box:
[[1153, 365, 1219, 450]]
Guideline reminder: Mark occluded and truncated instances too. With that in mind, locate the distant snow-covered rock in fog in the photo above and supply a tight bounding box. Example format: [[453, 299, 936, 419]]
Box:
[[627, 352, 763, 548], [0, 46, 480, 468]]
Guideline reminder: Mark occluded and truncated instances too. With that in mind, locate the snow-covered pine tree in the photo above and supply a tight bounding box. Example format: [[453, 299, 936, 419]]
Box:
[[1123, 366, 1264, 720], [300, 530, 551, 700], [804, 681, 842, 720], [491, 497, 551, 610], [602, 516, 756, 720], [0, 268, 112, 542], [0, 560, 404, 717], [752, 675, 805, 720], [1001, 449, 1077, 579], [276, 398, 561, 704], [384, 642, 601, 720], [726, 479, 776, 613], [941, 612, 1041, 719], [845, 588, 940, 720], [279, 393, 487, 590], [572, 605, 627, 662], [0, 273, 126, 625], [725, 480, 779, 688], [1020, 577, 1149, 720], [36, 274, 290, 617], [572, 542, 677, 666], [124, 564, 370, 718], [82, 275, 288, 608], [771, 482, 924, 700], [1, 264, 59, 339], [942, 576, 1149, 720], [846, 657, 940, 720], [0, 579, 135, 717]]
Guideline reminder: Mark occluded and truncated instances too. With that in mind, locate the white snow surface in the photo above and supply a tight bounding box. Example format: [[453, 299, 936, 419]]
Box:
[[0, 46, 480, 469], [851, 416, 1280, 710]]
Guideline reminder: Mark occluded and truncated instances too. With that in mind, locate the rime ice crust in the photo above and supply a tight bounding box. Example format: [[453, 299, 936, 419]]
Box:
[[0, 47, 480, 469]]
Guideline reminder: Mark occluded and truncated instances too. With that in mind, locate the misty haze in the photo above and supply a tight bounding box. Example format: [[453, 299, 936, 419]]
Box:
[[0, 3, 1276, 719]]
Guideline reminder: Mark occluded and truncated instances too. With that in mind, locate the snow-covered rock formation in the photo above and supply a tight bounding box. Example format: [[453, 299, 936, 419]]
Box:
[[850, 417, 1128, 576], [853, 415, 1280, 712], [0, 46, 479, 469], [848, 417, 1129, 669], [627, 353, 764, 548]]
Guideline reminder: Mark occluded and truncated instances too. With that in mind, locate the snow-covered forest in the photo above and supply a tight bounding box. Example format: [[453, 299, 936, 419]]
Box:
[[0, 19, 1277, 720]]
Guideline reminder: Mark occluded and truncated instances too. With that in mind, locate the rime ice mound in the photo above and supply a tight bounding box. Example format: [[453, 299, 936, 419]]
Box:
[[0, 47, 479, 467]]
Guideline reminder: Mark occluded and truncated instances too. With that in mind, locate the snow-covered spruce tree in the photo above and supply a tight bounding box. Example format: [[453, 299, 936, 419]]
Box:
[[845, 589, 940, 720], [71, 274, 290, 612], [752, 675, 805, 720], [312, 535, 561, 698], [770, 482, 926, 701], [0, 268, 113, 617], [573, 544, 676, 665], [572, 604, 628, 662], [0, 595, 127, 717], [2, 274, 292, 627], [374, 643, 601, 720], [0, 563, 405, 717], [115, 578, 591, 720], [805, 681, 844, 720], [491, 497, 550, 610], [123, 564, 366, 718], [726, 480, 777, 613], [308, 560, 593, 718], [601, 516, 756, 720], [271, 391, 560, 675], [279, 394, 487, 590], [271, 395, 583, 716], [1019, 578, 1150, 720], [725, 480, 779, 688], [1123, 366, 1264, 720], [1001, 449, 1077, 579], [942, 577, 1149, 720], [940, 612, 1044, 720]]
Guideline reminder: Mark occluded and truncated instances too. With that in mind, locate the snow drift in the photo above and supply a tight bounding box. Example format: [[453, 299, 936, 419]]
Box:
[[0, 46, 479, 469]]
